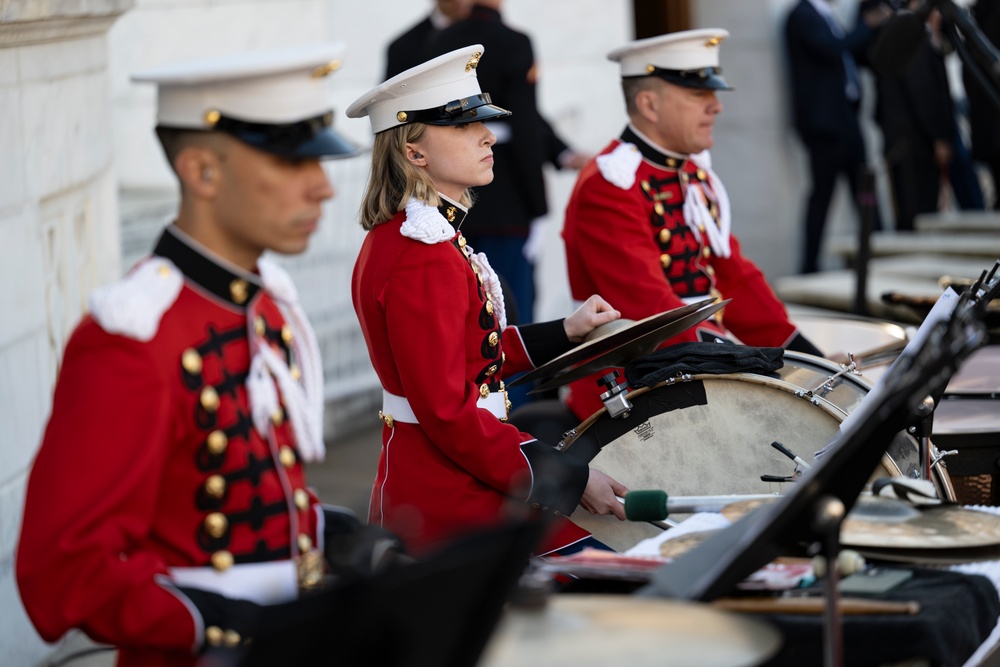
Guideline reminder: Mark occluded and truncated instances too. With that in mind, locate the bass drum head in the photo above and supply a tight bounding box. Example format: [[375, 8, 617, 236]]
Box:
[[568, 351, 953, 552]]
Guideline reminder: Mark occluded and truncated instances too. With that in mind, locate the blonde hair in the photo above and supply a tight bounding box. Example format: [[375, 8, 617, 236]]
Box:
[[358, 123, 473, 230]]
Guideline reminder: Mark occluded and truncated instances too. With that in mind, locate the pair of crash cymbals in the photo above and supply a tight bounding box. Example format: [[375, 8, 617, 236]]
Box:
[[509, 298, 729, 393], [478, 594, 781, 667]]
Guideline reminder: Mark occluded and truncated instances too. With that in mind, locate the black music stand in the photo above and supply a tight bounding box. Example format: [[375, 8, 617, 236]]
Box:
[[638, 266, 996, 666], [199, 517, 546, 667]]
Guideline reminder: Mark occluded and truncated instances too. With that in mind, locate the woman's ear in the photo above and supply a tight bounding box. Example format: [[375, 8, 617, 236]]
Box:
[[405, 144, 427, 166], [175, 146, 221, 198]]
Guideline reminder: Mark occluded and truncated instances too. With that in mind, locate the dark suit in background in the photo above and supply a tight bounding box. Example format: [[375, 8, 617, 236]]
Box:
[[874, 24, 954, 230], [963, 0, 1000, 208], [785, 0, 882, 273]]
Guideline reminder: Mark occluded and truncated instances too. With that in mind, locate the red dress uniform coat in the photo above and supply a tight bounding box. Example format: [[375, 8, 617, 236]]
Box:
[[17, 227, 325, 667], [563, 126, 805, 421], [352, 198, 590, 556]]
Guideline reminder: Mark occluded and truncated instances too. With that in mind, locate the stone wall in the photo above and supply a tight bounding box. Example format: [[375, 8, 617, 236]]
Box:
[[0, 2, 132, 663]]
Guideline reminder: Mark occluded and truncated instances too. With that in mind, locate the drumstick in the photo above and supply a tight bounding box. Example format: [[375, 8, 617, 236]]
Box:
[[712, 596, 920, 616]]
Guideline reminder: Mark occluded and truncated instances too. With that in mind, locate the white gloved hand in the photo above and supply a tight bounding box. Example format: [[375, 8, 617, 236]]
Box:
[[523, 216, 549, 264]]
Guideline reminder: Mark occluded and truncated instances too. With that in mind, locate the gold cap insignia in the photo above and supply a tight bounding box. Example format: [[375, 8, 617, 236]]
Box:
[[397, 111, 408, 122], [706, 37, 722, 47], [466, 51, 482, 72], [204, 109, 221, 127]]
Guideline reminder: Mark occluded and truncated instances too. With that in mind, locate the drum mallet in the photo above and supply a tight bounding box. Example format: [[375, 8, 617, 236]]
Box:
[[617, 490, 780, 528]]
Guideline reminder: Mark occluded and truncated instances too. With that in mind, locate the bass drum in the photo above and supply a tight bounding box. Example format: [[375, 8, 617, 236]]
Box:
[[565, 351, 955, 552]]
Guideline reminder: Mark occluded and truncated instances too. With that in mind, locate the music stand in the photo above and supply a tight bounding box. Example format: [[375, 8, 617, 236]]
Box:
[[201, 517, 546, 667]]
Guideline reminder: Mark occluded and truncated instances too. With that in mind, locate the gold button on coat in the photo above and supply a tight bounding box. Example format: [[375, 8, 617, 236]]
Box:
[[294, 489, 310, 511], [480, 383, 490, 398], [640, 180, 651, 193], [181, 348, 202, 374], [206, 626, 224, 646], [703, 247, 711, 258], [488, 331, 499, 347], [200, 387, 220, 412], [204, 512, 228, 538], [485, 300, 494, 315], [205, 475, 226, 499], [211, 550, 234, 571], [697, 169, 707, 180], [660, 254, 672, 269], [486, 365, 498, 377], [458, 235, 467, 248], [254, 316, 266, 337], [224, 630, 241, 648], [207, 430, 228, 455], [271, 409, 284, 426], [279, 446, 296, 468], [298, 534, 313, 553], [229, 279, 249, 304], [290, 364, 302, 381], [653, 202, 665, 216], [281, 325, 293, 343], [658, 229, 672, 244]]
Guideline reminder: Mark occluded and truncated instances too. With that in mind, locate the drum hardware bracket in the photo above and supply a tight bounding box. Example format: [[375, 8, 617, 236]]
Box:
[[598, 371, 633, 420], [931, 449, 958, 467], [799, 362, 858, 403]]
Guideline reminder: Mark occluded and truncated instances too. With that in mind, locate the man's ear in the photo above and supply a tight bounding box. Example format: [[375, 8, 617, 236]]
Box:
[[634, 88, 661, 125], [175, 146, 221, 198]]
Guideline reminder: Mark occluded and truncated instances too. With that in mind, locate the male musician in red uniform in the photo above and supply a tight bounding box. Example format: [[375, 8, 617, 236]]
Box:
[[562, 29, 822, 422], [16, 45, 373, 666]]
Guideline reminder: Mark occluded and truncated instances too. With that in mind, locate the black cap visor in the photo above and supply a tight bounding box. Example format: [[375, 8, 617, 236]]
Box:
[[397, 93, 511, 128], [637, 66, 732, 91], [213, 112, 359, 159]]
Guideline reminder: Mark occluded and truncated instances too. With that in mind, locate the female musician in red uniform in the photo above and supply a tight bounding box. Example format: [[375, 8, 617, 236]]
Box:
[[346, 45, 628, 556]]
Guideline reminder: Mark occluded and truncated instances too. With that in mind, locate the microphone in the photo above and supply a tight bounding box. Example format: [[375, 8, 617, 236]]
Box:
[[868, 4, 933, 78]]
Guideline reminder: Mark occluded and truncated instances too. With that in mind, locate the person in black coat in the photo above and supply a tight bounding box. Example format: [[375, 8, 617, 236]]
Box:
[[784, 0, 890, 273], [872, 1, 956, 230], [963, 0, 1000, 208], [384, 0, 473, 81]]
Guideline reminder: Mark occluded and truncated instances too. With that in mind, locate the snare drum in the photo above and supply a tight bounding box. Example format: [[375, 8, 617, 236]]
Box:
[[564, 351, 954, 552]]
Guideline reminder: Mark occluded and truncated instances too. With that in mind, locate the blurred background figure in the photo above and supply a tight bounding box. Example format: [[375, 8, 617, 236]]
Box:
[[384, 0, 473, 79], [963, 0, 1000, 209], [869, 0, 966, 230], [784, 0, 891, 273]]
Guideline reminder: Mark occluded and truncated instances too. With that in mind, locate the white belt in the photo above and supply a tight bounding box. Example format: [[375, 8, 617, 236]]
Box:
[[170, 560, 298, 605], [380, 389, 509, 427]]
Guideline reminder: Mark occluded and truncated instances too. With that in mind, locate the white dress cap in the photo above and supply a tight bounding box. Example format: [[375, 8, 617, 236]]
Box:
[[608, 28, 733, 90], [346, 44, 510, 134], [132, 43, 356, 158]]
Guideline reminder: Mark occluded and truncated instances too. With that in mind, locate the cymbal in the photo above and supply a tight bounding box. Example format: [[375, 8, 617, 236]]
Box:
[[526, 300, 730, 394], [722, 495, 1000, 551], [478, 594, 782, 667], [841, 497, 1000, 549], [507, 298, 718, 389]]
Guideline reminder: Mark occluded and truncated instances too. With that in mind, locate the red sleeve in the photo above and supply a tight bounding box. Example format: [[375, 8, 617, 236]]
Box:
[[384, 243, 550, 497], [17, 320, 198, 651], [714, 235, 797, 347]]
